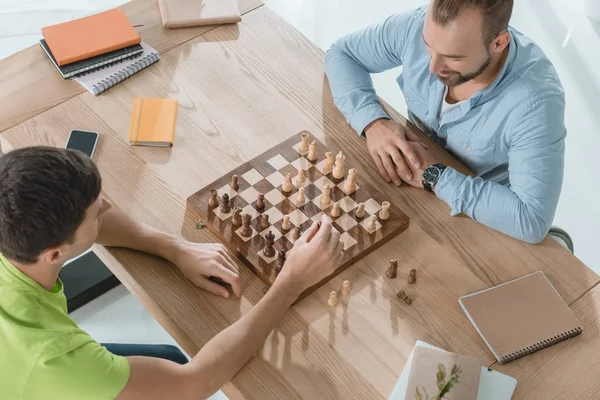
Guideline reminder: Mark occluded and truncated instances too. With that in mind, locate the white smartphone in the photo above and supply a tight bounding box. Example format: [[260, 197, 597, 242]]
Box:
[[66, 129, 99, 158]]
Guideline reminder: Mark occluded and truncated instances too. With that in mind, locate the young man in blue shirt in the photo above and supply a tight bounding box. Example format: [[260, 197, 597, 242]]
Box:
[[325, 0, 566, 243]]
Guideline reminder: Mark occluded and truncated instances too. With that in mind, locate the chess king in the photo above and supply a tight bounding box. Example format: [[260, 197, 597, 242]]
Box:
[[0, 147, 344, 400]]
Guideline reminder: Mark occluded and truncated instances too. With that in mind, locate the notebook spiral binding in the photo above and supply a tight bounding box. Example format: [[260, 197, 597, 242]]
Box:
[[91, 52, 160, 96], [70, 54, 141, 79], [501, 327, 582, 363]]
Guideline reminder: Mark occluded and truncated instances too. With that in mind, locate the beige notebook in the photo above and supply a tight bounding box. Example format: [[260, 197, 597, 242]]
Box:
[[158, 0, 242, 28], [460, 271, 582, 364]]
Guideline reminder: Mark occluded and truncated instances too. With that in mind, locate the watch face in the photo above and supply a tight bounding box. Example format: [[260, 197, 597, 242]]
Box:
[[423, 166, 441, 185]]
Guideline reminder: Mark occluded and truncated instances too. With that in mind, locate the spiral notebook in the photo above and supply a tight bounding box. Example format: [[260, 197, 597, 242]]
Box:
[[459, 271, 582, 364], [75, 42, 159, 96]]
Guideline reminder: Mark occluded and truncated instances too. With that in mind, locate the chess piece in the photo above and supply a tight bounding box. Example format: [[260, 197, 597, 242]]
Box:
[[367, 214, 377, 231], [333, 151, 345, 179], [232, 207, 242, 226], [386, 259, 398, 279], [264, 231, 276, 257], [275, 250, 286, 274], [341, 280, 350, 296], [355, 203, 365, 218], [379, 201, 390, 220], [328, 291, 338, 306], [320, 184, 332, 206], [300, 132, 310, 152], [296, 187, 306, 204], [324, 151, 334, 170], [293, 226, 302, 240], [209, 189, 219, 207], [296, 168, 306, 184], [256, 193, 265, 211], [282, 173, 293, 193], [231, 175, 239, 191], [260, 214, 270, 230], [408, 269, 417, 284], [220, 193, 231, 213], [331, 202, 340, 218], [308, 140, 318, 161], [344, 168, 357, 193], [405, 296, 413, 305], [397, 289, 407, 300], [240, 213, 252, 237], [281, 215, 291, 230]]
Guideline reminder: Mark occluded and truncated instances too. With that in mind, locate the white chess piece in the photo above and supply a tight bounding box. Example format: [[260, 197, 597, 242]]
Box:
[[344, 168, 357, 193], [355, 203, 365, 218], [308, 140, 318, 161], [299, 132, 310, 152], [328, 291, 338, 306], [296, 168, 306, 184], [379, 201, 390, 220], [333, 151, 345, 179], [367, 214, 377, 231], [282, 173, 293, 192], [324, 151, 334, 170], [296, 187, 306, 204], [282, 215, 291, 230], [331, 202, 340, 218], [320, 184, 332, 206]]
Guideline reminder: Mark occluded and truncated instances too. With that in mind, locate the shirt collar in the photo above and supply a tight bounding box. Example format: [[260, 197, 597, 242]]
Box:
[[0, 253, 63, 294]]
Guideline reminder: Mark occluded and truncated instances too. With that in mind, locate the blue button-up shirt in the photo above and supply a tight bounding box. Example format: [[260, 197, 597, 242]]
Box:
[[324, 6, 566, 243]]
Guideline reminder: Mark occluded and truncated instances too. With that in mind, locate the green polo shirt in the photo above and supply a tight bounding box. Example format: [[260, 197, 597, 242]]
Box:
[[0, 253, 130, 400]]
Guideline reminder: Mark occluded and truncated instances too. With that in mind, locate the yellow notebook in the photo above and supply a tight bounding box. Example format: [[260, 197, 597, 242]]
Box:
[[128, 97, 178, 147]]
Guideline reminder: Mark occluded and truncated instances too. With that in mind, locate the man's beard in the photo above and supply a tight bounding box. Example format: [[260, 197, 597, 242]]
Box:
[[437, 54, 492, 87]]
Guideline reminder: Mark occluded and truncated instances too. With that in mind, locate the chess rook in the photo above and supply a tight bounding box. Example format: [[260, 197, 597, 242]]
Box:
[[209, 188, 219, 207], [331, 202, 340, 218], [379, 201, 390, 220], [300, 132, 310, 152], [297, 187, 306, 204], [344, 168, 357, 193], [282, 215, 291, 230], [308, 140, 318, 161], [355, 202, 365, 218], [320, 184, 332, 206], [328, 291, 338, 307], [220, 193, 231, 213], [386, 259, 398, 279], [256, 193, 265, 211], [341, 280, 351, 296], [231, 175, 239, 191]]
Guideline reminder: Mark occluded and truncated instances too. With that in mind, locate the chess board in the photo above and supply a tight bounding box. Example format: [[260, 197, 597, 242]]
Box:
[[186, 131, 410, 301]]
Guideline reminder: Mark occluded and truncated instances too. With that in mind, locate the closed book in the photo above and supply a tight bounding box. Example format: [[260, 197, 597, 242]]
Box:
[[459, 271, 582, 364], [158, 0, 241, 28], [128, 97, 178, 147], [41, 8, 141, 66]]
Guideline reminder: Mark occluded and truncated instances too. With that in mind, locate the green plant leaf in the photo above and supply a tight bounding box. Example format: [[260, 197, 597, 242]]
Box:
[[437, 363, 446, 386], [415, 387, 423, 400]]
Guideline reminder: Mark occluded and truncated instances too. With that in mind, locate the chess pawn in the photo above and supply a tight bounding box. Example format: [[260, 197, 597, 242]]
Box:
[[256, 193, 265, 211], [405, 296, 413, 305], [333, 151, 345, 179], [320, 184, 332, 206], [282, 173, 293, 193], [367, 214, 378, 231], [386, 259, 398, 279], [240, 213, 253, 237], [343, 168, 357, 193], [296, 187, 306, 204], [264, 231, 276, 257], [324, 151, 334, 170], [355, 203, 365, 218], [220, 193, 231, 213], [282, 215, 291, 230], [378, 201, 390, 220], [231, 175, 239, 191], [293, 226, 302, 240], [330, 202, 340, 218], [341, 280, 350, 296], [260, 214, 270, 230], [397, 289, 407, 300], [308, 140, 318, 161], [300, 132, 310, 152], [408, 269, 417, 284], [209, 189, 219, 207], [328, 291, 338, 307], [296, 168, 306, 184], [275, 250, 286, 274], [232, 207, 242, 226]]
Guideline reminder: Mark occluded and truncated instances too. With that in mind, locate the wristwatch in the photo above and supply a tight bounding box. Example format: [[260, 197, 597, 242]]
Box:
[[422, 163, 447, 193]]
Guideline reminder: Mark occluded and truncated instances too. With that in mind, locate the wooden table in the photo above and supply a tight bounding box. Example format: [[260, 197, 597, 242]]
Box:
[[1, 2, 599, 399]]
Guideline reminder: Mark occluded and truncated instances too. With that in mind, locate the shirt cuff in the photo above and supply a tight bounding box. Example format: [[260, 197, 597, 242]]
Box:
[[435, 167, 467, 216], [350, 104, 390, 136]]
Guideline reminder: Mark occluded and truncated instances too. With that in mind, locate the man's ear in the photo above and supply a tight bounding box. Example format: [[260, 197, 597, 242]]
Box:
[[39, 247, 63, 265], [491, 31, 511, 54]]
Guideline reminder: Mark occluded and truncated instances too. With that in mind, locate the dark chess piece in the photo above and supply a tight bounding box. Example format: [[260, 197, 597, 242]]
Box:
[[231, 175, 239, 191], [209, 189, 219, 207], [232, 207, 242, 226], [397, 289, 407, 300], [220, 193, 231, 213], [256, 193, 265, 211], [260, 214, 270, 230], [264, 230, 276, 257], [275, 250, 286, 275], [386, 259, 398, 279], [293, 226, 302, 240], [240, 213, 253, 237], [405, 296, 413, 305], [408, 269, 417, 284]]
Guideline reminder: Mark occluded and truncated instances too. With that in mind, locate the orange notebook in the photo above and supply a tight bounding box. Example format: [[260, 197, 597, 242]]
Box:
[[41, 8, 140, 66], [128, 98, 178, 147]]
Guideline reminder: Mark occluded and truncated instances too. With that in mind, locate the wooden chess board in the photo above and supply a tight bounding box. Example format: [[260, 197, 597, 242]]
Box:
[[186, 131, 410, 300]]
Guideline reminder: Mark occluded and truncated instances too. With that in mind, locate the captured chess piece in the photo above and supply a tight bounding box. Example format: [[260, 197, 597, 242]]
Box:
[[404, 296, 413, 305], [240, 213, 253, 237], [220, 193, 231, 213], [367, 214, 378, 231], [341, 280, 350, 296], [300, 132, 310, 153], [282, 173, 293, 193], [355, 202, 365, 218], [209, 188, 219, 207], [296, 187, 306, 204], [282, 215, 291, 230], [320, 184, 332, 206], [324, 151, 334, 170], [297, 168, 306, 184], [333, 151, 346, 179], [379, 201, 390, 220], [232, 207, 242, 226], [397, 289, 407, 300], [308, 140, 318, 161], [344, 168, 357, 193], [275, 250, 286, 275], [264, 230, 276, 257], [256, 193, 265, 211], [231, 175, 239, 191], [408, 269, 417, 284], [260, 214, 270, 230], [330, 202, 340, 218], [386, 259, 398, 279], [328, 291, 338, 306], [293, 226, 302, 240]]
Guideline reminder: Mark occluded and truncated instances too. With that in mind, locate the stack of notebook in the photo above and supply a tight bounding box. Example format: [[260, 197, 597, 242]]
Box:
[[40, 8, 160, 95]]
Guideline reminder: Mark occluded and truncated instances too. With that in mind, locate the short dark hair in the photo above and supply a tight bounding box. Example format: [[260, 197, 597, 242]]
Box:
[[431, 0, 514, 45], [0, 147, 102, 264]]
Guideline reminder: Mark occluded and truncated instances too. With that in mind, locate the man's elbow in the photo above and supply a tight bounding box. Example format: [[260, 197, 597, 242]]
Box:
[[513, 212, 552, 245]]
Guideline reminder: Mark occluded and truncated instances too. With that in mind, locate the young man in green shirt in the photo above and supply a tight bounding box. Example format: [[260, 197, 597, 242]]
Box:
[[0, 147, 344, 400]]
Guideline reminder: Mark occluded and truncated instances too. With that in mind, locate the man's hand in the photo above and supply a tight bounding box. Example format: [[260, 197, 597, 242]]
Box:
[[402, 141, 440, 188], [170, 242, 242, 299], [364, 118, 425, 186], [276, 214, 344, 294]]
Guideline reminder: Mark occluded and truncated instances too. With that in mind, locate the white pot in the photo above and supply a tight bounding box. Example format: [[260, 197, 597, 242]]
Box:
[[586, 0, 600, 20]]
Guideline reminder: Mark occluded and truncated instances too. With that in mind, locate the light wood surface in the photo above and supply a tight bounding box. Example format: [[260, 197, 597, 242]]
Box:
[[0, 0, 263, 133], [1, 3, 600, 399]]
